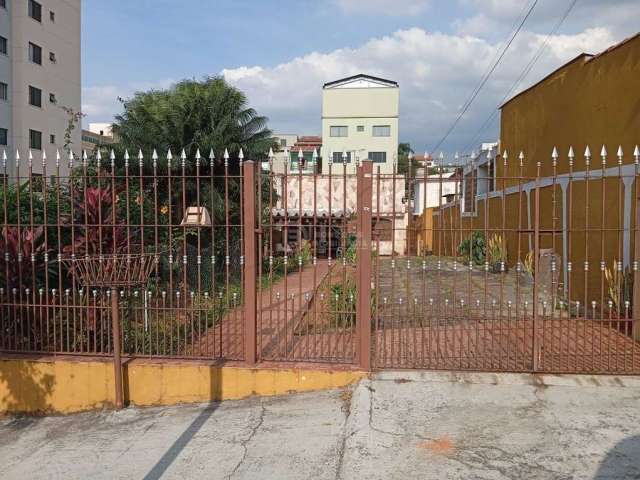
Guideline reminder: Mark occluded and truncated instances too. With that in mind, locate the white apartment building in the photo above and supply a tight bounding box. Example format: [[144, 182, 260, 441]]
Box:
[[321, 74, 399, 174], [0, 0, 81, 177]]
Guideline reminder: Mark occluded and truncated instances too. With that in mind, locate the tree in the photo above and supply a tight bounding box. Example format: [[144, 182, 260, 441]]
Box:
[[112, 76, 274, 164], [99, 77, 276, 285], [397, 142, 414, 176]]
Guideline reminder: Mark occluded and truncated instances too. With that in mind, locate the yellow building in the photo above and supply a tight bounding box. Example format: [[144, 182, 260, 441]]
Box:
[[434, 33, 640, 307]]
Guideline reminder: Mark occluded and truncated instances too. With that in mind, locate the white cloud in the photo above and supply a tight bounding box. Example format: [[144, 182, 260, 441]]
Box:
[[333, 0, 430, 16], [222, 26, 618, 152]]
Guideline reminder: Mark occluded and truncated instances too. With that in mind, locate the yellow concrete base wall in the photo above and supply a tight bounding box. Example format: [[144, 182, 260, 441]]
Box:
[[0, 358, 367, 415]]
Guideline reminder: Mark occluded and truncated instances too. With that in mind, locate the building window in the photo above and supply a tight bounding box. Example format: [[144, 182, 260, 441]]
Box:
[[50, 10, 55, 22], [372, 125, 391, 137], [369, 152, 387, 163], [28, 0, 42, 22], [29, 129, 42, 150], [0, 0, 6, 10], [330, 126, 348, 137], [49, 92, 56, 103], [0, 82, 7, 101], [49, 51, 56, 63], [332, 151, 351, 164], [357, 125, 364, 132], [49, 134, 55, 144], [280, 138, 286, 147], [0, 36, 7, 55], [29, 85, 42, 107], [29, 42, 42, 65], [0, 128, 7, 146]]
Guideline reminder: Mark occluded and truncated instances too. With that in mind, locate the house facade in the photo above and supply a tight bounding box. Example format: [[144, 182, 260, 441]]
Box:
[[320, 74, 399, 174]]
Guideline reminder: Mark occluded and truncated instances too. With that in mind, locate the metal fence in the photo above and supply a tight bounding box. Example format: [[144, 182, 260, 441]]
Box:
[[2, 144, 640, 377]]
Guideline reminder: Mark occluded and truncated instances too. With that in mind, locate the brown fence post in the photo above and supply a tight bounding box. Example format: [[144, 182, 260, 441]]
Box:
[[532, 164, 541, 371], [243, 160, 258, 365], [110, 288, 124, 409], [634, 182, 640, 341], [356, 161, 373, 370]]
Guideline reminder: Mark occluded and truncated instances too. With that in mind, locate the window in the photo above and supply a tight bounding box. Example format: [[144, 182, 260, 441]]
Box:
[[0, 82, 7, 101], [29, 42, 42, 65], [332, 151, 351, 163], [28, 85, 41, 107], [49, 134, 55, 144], [29, 129, 42, 150], [368, 152, 387, 163], [50, 10, 55, 22], [49, 51, 56, 63], [28, 0, 42, 22], [49, 92, 56, 103], [0, 128, 7, 146], [357, 125, 364, 132], [330, 126, 348, 137], [372, 125, 391, 137], [0, 0, 6, 9], [280, 138, 286, 147], [0, 36, 7, 55]]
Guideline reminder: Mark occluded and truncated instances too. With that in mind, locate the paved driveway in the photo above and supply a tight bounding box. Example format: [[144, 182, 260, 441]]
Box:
[[2, 371, 640, 479]]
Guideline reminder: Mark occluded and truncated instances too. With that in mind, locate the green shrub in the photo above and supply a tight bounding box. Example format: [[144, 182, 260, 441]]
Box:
[[457, 230, 486, 265]]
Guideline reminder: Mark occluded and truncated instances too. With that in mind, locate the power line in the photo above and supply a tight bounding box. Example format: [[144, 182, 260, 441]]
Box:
[[463, 0, 579, 154], [430, 0, 539, 154]]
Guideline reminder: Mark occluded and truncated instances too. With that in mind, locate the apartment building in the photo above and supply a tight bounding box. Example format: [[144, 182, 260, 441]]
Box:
[[321, 74, 399, 174], [0, 0, 81, 177]]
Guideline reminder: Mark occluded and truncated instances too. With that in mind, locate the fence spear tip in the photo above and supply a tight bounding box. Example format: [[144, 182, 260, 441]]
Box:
[[195, 148, 201, 160], [15, 149, 20, 160], [42, 150, 47, 161], [110, 149, 116, 160], [209, 148, 215, 160], [166, 148, 173, 160], [298, 148, 303, 159], [600, 145, 607, 157], [268, 147, 274, 159], [584, 145, 591, 158], [502, 149, 508, 159], [616, 145, 623, 158], [28, 149, 33, 160], [551, 146, 558, 159], [568, 146, 574, 158], [152, 149, 158, 160], [312, 148, 318, 159], [180, 148, 186, 159], [634, 145, 640, 157], [124, 149, 130, 160], [223, 148, 229, 159], [239, 148, 244, 160], [138, 149, 144, 160], [3, 149, 8, 161]]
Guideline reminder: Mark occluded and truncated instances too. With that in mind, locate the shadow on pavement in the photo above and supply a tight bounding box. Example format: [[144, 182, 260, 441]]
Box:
[[142, 403, 219, 480], [594, 435, 640, 479]]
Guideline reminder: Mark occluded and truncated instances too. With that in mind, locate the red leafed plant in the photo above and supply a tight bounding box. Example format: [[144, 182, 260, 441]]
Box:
[[63, 186, 130, 256], [0, 226, 49, 291]]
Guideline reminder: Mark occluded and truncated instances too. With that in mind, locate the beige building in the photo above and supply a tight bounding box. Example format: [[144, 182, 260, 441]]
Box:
[[321, 74, 399, 174], [0, 0, 81, 177]]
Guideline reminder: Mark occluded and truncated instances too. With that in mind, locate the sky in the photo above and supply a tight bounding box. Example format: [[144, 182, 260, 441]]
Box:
[[82, 0, 640, 156]]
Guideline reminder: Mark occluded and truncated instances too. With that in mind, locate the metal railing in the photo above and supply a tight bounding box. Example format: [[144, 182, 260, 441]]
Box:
[[2, 144, 640, 377]]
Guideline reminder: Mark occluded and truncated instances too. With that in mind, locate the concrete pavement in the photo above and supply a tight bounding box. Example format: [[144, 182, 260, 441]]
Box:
[[2, 371, 640, 479]]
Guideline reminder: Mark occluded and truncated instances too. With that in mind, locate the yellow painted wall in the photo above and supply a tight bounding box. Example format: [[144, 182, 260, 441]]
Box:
[[0, 357, 367, 415], [499, 34, 640, 180], [430, 35, 640, 305]]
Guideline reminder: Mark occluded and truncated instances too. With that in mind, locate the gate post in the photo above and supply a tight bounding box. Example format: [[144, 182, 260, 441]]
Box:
[[243, 160, 257, 365], [532, 164, 541, 371], [356, 161, 373, 370], [633, 180, 640, 341]]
